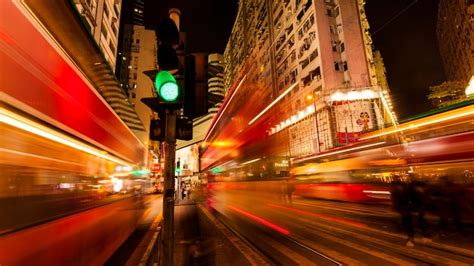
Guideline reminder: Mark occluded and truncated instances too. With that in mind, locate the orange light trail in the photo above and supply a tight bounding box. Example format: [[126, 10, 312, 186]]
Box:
[[360, 105, 474, 140]]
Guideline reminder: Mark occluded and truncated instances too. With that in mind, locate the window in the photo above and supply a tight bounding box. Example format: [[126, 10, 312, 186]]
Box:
[[326, 8, 333, 16], [113, 4, 119, 16], [309, 48, 318, 61], [334, 61, 340, 71], [101, 24, 108, 39], [334, 6, 340, 17], [332, 41, 337, 52], [290, 50, 296, 63], [340, 42, 345, 52], [109, 41, 116, 54], [111, 24, 117, 35], [342, 61, 348, 71], [104, 4, 109, 18]]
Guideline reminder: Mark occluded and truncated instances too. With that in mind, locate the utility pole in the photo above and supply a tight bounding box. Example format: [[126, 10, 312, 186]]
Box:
[[162, 109, 176, 265], [141, 11, 193, 266]]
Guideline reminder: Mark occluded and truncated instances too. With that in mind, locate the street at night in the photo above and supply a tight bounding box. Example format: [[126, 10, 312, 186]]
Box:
[[1, 0, 473, 265]]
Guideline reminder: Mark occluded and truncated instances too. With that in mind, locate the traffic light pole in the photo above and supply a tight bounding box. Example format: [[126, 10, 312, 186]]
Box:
[[162, 109, 176, 266]]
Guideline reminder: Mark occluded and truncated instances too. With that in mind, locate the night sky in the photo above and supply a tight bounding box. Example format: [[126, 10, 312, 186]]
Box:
[[144, 0, 445, 119]]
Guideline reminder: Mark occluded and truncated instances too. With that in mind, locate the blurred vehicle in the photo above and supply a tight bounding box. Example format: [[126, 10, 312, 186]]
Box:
[[0, 1, 146, 264], [204, 103, 474, 208]]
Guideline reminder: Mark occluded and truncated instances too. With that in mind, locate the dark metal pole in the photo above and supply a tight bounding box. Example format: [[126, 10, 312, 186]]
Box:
[[162, 109, 176, 266]]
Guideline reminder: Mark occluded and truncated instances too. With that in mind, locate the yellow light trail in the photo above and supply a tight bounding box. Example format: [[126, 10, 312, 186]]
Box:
[[0, 108, 133, 166], [359, 105, 474, 140]]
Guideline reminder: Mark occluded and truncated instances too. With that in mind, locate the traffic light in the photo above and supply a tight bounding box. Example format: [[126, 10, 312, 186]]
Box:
[[157, 18, 179, 72], [155, 70, 182, 104], [141, 16, 193, 141], [149, 119, 165, 141], [183, 55, 196, 118]]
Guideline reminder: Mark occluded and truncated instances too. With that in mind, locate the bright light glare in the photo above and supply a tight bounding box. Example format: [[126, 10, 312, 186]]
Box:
[[330, 89, 377, 101], [160, 82, 179, 101], [270, 105, 315, 135], [0, 108, 133, 166], [466, 75, 474, 96]]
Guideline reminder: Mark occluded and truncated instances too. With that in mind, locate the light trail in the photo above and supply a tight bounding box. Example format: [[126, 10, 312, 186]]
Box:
[[248, 82, 298, 125], [1, 108, 133, 166], [203, 75, 247, 145], [228, 205, 290, 235], [360, 105, 474, 140], [268, 204, 367, 229], [293, 141, 386, 163]]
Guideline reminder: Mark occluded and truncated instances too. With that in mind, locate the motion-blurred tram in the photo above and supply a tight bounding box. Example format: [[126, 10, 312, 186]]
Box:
[[290, 101, 474, 202], [203, 98, 474, 205], [1, 1, 147, 264]]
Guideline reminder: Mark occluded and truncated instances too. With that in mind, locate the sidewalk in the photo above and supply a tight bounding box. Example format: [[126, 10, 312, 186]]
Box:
[[173, 199, 268, 266]]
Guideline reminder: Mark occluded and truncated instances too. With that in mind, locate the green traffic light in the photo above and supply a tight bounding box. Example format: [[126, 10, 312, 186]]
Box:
[[155, 71, 179, 102]]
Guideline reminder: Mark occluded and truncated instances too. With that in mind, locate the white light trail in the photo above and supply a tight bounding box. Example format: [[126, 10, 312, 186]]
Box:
[[363, 190, 391, 195], [241, 158, 261, 165], [248, 82, 298, 125]]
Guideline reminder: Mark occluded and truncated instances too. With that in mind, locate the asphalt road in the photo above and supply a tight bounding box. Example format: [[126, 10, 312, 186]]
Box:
[[105, 194, 163, 266], [211, 192, 474, 265]]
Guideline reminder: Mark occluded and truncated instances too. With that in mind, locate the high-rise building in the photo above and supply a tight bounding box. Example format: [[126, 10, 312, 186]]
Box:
[[116, 0, 144, 94], [74, 0, 121, 72], [73, 0, 145, 133], [208, 54, 225, 114], [223, 0, 395, 157], [126, 25, 157, 144], [436, 0, 474, 85]]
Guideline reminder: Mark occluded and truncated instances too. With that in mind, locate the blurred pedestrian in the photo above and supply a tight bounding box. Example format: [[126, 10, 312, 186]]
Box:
[[390, 176, 415, 247], [187, 185, 191, 200], [286, 180, 295, 205], [432, 177, 466, 234], [408, 180, 429, 237], [181, 185, 186, 200]]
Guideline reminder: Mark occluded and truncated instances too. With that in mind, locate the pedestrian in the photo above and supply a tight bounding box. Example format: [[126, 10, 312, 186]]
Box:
[[187, 185, 191, 200], [182, 185, 186, 200], [286, 180, 295, 205], [390, 176, 415, 247]]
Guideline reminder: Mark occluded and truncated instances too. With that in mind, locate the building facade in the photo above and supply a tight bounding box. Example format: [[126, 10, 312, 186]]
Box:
[[115, 0, 144, 94], [73, 0, 145, 133], [436, 0, 474, 85], [74, 0, 121, 72], [223, 0, 395, 157], [127, 25, 157, 144]]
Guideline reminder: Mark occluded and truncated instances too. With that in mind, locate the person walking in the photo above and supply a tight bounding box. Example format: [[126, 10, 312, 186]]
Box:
[[390, 176, 415, 247]]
